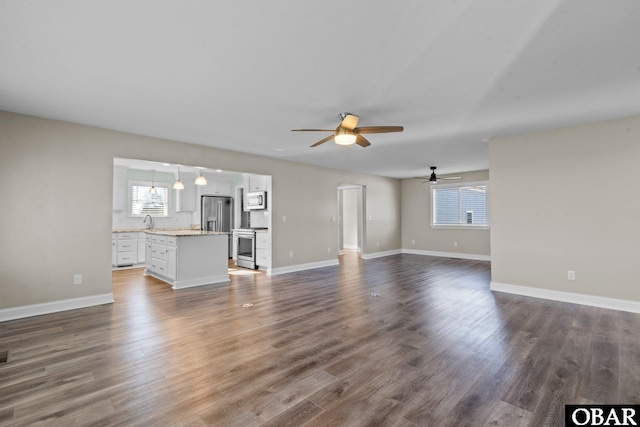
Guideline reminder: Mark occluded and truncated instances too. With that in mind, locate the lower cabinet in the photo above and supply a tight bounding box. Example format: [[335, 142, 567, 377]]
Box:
[[167, 245, 177, 280], [145, 235, 152, 270], [255, 231, 270, 270], [137, 232, 146, 263], [113, 232, 138, 267], [147, 235, 177, 280], [112, 235, 117, 266], [144, 233, 229, 289]]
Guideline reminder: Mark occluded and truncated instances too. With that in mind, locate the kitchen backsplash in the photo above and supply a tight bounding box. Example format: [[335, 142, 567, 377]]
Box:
[[250, 210, 269, 228], [112, 210, 196, 230]]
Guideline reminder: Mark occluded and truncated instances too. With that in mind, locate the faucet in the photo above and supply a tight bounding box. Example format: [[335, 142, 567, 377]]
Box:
[[143, 215, 154, 230]]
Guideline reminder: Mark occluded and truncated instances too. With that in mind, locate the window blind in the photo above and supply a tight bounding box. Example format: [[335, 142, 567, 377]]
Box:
[[131, 185, 169, 217], [433, 184, 487, 225]]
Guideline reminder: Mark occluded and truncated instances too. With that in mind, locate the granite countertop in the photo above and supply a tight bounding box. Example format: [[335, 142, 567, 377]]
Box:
[[113, 228, 227, 236], [145, 230, 228, 237]]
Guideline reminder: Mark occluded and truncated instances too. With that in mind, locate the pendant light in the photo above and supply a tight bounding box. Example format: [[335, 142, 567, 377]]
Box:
[[173, 166, 184, 190], [195, 172, 207, 186], [149, 169, 158, 194]]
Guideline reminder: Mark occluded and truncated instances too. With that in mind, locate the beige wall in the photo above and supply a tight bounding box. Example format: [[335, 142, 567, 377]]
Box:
[[0, 111, 401, 309], [401, 170, 491, 257], [490, 115, 640, 302]]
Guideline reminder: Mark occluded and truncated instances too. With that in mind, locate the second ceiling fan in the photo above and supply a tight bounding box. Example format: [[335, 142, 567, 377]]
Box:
[[292, 113, 403, 148], [415, 166, 462, 184]]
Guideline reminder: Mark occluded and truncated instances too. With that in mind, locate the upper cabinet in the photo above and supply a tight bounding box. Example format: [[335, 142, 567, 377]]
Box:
[[113, 165, 128, 211], [244, 174, 268, 192], [176, 172, 197, 212], [202, 179, 231, 196]]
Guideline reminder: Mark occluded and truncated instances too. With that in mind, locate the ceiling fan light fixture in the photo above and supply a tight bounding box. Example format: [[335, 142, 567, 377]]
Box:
[[335, 128, 357, 145], [429, 167, 438, 184]]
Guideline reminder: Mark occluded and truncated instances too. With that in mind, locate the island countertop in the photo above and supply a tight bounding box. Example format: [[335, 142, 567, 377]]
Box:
[[144, 230, 228, 237]]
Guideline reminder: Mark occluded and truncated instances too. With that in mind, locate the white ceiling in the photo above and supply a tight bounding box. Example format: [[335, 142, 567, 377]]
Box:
[[2, 1, 639, 178]]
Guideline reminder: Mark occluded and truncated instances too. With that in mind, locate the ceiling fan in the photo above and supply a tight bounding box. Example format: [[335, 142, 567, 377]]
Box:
[[415, 166, 462, 184], [292, 112, 403, 148]]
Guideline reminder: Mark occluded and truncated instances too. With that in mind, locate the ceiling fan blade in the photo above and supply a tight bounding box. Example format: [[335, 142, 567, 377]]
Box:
[[354, 126, 404, 134], [413, 176, 430, 180], [440, 176, 462, 180], [292, 129, 334, 132], [310, 134, 336, 147], [355, 134, 371, 147], [340, 114, 359, 130]]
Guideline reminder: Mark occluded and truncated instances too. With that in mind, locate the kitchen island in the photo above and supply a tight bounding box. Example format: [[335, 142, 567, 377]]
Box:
[[144, 230, 229, 289]]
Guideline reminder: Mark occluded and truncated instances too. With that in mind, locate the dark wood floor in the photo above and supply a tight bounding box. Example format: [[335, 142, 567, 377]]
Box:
[[1, 253, 639, 426]]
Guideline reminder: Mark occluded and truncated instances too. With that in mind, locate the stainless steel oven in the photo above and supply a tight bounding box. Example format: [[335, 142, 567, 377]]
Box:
[[234, 229, 256, 269]]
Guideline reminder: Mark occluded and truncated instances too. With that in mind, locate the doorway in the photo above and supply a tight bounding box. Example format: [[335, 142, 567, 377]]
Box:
[[337, 184, 365, 257]]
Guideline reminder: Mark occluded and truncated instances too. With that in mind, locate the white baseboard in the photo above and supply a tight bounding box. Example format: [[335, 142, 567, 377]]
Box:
[[361, 249, 402, 260], [269, 259, 339, 276], [343, 244, 359, 250], [0, 293, 115, 322], [490, 281, 640, 314], [402, 248, 491, 261], [172, 275, 230, 289]]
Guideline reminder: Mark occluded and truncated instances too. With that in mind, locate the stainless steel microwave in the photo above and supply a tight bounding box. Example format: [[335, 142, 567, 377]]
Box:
[[246, 191, 267, 210]]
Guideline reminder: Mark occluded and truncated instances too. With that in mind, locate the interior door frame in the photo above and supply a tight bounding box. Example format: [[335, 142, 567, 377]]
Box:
[[337, 184, 366, 258]]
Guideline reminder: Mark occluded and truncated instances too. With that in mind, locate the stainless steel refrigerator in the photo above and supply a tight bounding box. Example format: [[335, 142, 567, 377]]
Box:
[[201, 195, 233, 258]]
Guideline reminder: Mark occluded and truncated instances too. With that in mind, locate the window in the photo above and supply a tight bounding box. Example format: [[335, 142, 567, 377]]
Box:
[[432, 182, 488, 227], [130, 181, 169, 217]]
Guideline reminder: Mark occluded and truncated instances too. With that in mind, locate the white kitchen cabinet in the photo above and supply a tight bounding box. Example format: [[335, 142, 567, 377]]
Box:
[[203, 179, 232, 196], [144, 231, 229, 289], [113, 232, 138, 267], [243, 174, 268, 193], [255, 231, 270, 271], [112, 234, 117, 266], [176, 173, 197, 212], [145, 235, 152, 270], [167, 241, 177, 280], [137, 232, 146, 263], [148, 234, 170, 277]]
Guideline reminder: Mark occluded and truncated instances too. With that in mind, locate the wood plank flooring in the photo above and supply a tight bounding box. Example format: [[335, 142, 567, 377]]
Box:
[[1, 253, 639, 426]]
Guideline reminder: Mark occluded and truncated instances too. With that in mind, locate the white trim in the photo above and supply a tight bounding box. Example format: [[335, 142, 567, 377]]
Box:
[[361, 249, 402, 260], [343, 244, 359, 250], [490, 281, 640, 314], [430, 224, 490, 230], [269, 259, 339, 276], [172, 275, 230, 289], [0, 293, 115, 322], [402, 249, 491, 261], [431, 180, 489, 227]]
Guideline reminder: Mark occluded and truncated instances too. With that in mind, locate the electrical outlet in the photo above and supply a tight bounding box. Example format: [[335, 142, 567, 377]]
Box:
[[282, 215, 287, 222], [369, 215, 372, 221], [376, 242, 379, 247], [412, 240, 415, 245], [73, 274, 82, 285], [453, 242, 458, 247], [289, 251, 293, 258], [568, 270, 575, 280], [328, 247, 331, 253]]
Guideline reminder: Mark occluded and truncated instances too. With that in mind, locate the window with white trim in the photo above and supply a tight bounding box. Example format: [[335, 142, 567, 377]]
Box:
[[130, 181, 169, 217], [432, 182, 488, 227]]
